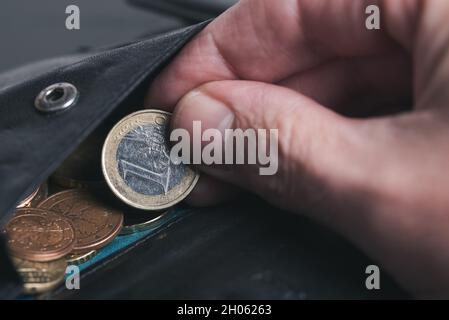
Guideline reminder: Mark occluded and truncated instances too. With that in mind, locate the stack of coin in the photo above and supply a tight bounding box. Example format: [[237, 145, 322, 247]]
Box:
[[5, 189, 125, 295], [2, 109, 199, 295], [5, 207, 76, 294]]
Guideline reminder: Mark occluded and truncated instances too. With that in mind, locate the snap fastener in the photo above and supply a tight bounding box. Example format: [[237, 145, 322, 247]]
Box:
[[35, 82, 79, 113]]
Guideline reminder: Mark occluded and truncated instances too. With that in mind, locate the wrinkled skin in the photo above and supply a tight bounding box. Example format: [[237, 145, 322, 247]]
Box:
[[146, 0, 449, 298]]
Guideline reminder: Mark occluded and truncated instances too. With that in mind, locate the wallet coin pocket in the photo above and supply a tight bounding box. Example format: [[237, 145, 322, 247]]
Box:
[[0, 22, 207, 299]]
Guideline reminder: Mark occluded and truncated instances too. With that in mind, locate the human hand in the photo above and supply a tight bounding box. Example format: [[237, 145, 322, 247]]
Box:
[[146, 0, 449, 298]]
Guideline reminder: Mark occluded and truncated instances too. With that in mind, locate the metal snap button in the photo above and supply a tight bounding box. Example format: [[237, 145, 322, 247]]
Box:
[[35, 82, 79, 113]]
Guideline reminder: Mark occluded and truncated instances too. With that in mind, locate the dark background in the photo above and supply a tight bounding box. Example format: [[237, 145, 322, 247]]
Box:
[[0, 0, 408, 299], [0, 0, 184, 73]]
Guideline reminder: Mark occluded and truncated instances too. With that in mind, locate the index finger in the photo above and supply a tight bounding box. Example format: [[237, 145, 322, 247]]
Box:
[[145, 0, 412, 110]]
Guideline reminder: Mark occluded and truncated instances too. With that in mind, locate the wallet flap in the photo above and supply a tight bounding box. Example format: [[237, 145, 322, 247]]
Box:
[[0, 22, 207, 226]]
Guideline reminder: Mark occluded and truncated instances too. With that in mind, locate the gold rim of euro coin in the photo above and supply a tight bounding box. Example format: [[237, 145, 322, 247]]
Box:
[[120, 211, 167, 235], [66, 250, 97, 265], [102, 109, 199, 211], [12, 257, 67, 295]]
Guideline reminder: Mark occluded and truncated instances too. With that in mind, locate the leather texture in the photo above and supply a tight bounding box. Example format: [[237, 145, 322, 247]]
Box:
[[129, 0, 238, 22], [51, 199, 407, 299]]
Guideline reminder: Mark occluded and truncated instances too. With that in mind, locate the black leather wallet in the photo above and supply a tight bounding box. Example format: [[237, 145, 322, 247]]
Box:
[[0, 20, 407, 299]]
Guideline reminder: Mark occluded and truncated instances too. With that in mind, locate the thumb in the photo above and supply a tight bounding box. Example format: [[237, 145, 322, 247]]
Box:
[[171, 80, 368, 220], [170, 80, 449, 298]]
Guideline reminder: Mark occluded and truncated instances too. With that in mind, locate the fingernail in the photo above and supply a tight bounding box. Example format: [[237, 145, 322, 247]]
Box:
[[173, 90, 235, 134]]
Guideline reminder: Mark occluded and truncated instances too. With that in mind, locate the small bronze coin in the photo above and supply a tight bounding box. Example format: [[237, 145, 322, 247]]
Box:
[[66, 250, 97, 265], [5, 208, 76, 262], [38, 189, 123, 252], [12, 257, 67, 295], [102, 110, 199, 210]]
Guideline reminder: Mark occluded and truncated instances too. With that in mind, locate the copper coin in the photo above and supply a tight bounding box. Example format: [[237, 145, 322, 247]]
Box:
[[66, 250, 97, 265], [5, 208, 75, 262], [12, 257, 67, 295], [51, 175, 105, 190], [38, 189, 123, 252]]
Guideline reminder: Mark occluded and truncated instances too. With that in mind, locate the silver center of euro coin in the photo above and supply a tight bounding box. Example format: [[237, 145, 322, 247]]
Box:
[[116, 122, 186, 196]]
